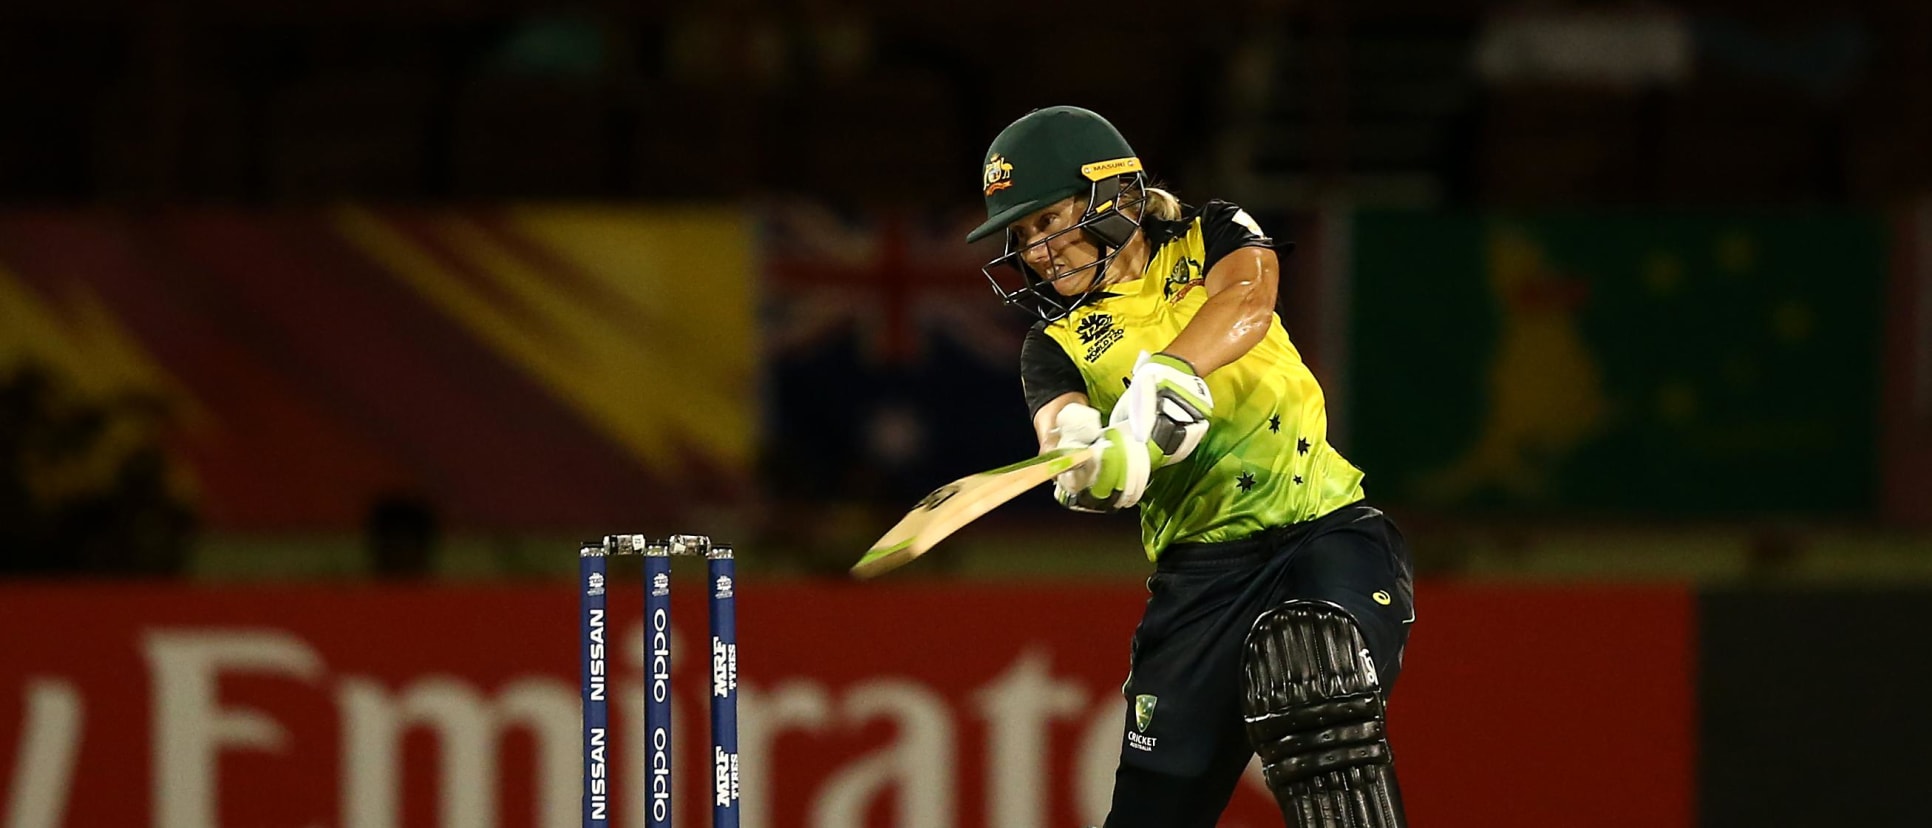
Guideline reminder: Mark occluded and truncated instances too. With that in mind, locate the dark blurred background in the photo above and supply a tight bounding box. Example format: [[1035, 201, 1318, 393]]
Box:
[[2, 0, 1928, 206], [2, 0, 1926, 581], [3, 2, 1931, 826]]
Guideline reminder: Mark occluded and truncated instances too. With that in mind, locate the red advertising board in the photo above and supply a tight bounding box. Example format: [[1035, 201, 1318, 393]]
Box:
[[0, 579, 1690, 827]]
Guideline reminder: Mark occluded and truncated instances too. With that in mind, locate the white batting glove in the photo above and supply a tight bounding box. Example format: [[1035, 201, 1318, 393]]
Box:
[[1045, 402, 1114, 513], [1082, 421, 1153, 509], [1054, 399, 1157, 513], [1111, 351, 1213, 468]]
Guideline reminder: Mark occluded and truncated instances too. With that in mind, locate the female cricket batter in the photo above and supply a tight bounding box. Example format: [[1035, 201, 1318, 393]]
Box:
[[966, 106, 1416, 828]]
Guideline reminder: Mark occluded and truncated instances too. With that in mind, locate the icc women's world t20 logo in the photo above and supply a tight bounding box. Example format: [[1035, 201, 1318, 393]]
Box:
[[1076, 313, 1124, 361]]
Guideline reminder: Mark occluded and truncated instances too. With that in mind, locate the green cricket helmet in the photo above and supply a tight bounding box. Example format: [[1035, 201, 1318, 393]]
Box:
[[967, 106, 1148, 321]]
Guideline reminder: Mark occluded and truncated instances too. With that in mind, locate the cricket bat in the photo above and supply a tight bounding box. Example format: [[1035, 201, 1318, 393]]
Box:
[[850, 445, 1100, 579]]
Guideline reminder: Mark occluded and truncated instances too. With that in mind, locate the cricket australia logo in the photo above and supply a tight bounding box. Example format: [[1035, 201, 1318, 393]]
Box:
[[1127, 694, 1160, 752], [1075, 313, 1125, 362], [1163, 257, 1205, 302], [983, 153, 1014, 195]]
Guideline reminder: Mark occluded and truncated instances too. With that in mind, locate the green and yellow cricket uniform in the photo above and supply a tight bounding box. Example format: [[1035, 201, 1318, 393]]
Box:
[[968, 105, 1412, 826], [1020, 200, 1366, 559], [1019, 202, 1416, 823]]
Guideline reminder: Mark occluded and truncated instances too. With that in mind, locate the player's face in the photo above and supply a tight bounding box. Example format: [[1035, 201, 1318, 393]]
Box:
[[1008, 197, 1103, 296]]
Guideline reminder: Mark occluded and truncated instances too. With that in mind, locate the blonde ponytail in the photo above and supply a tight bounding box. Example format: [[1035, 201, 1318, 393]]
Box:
[[1141, 185, 1182, 222]]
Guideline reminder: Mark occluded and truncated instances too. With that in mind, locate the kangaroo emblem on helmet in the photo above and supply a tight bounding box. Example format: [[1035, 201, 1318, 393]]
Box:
[[983, 154, 1014, 196]]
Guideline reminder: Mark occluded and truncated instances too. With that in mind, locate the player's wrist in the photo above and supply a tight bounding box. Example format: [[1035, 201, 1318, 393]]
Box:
[[1148, 351, 1199, 377], [1131, 351, 1211, 410]]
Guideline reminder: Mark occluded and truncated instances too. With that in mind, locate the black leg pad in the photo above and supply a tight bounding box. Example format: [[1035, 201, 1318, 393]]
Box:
[[1241, 601, 1407, 828]]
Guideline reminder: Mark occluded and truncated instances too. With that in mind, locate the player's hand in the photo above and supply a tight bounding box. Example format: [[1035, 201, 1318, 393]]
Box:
[[1046, 402, 1115, 513], [1111, 351, 1213, 468], [1082, 422, 1153, 508]]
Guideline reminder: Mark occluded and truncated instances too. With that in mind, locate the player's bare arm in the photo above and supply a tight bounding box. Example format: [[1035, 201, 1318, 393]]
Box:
[[1159, 245, 1280, 376]]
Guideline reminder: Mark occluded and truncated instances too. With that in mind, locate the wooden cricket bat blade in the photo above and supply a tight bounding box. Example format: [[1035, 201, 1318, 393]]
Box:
[[850, 445, 1098, 579]]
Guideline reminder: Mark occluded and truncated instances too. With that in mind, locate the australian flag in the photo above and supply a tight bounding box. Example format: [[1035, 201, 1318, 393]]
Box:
[[760, 202, 1038, 505]]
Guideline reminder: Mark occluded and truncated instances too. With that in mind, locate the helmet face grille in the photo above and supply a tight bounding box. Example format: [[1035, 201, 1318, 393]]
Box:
[[980, 173, 1148, 322]]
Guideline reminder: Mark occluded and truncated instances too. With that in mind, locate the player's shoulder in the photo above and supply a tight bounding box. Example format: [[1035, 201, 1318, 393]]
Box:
[[1029, 315, 1078, 340], [1142, 198, 1261, 246], [1191, 198, 1245, 219], [1194, 199, 1269, 240]]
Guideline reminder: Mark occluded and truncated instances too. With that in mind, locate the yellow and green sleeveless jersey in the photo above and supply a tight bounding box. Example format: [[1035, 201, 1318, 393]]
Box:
[[1020, 201, 1365, 560]]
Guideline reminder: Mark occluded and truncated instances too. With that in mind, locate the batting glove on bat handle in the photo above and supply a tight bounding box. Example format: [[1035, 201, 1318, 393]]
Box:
[[1114, 351, 1213, 467], [1084, 425, 1152, 509], [1047, 403, 1115, 513]]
